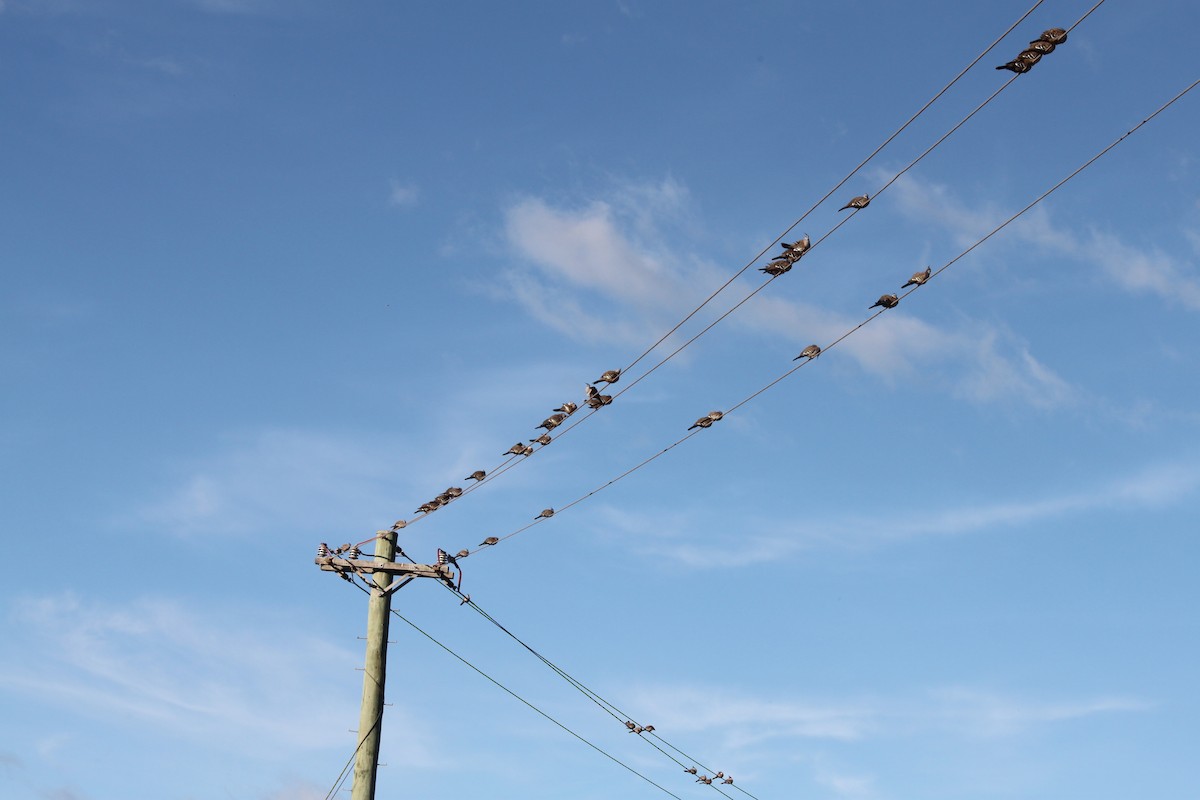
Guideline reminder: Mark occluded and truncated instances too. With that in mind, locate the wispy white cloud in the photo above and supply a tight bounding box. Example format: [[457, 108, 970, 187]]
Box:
[[603, 455, 1200, 567], [888, 173, 1200, 310], [389, 179, 419, 209], [126, 428, 411, 538], [0, 594, 443, 769], [499, 178, 1075, 408], [624, 682, 1145, 751]]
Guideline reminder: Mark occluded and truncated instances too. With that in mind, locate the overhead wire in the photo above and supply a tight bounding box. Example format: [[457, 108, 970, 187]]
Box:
[[389, 0, 1053, 531], [452, 587, 757, 798], [386, 603, 690, 800], [460, 72, 1199, 559]]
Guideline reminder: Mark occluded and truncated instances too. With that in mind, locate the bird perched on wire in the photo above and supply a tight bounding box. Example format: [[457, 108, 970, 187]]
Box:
[[390, 520, 406, 531], [1017, 49, 1043, 66], [625, 720, 637, 732], [642, 724, 655, 732], [465, 470, 486, 482], [794, 344, 822, 361], [529, 433, 552, 446], [534, 508, 555, 520], [586, 393, 613, 409], [689, 410, 724, 430], [455, 548, 470, 560], [537, 413, 567, 431], [520, 444, 534, 457], [684, 767, 698, 775], [870, 293, 900, 309], [696, 776, 713, 785], [584, 384, 600, 402], [760, 258, 793, 276], [839, 193, 870, 211], [553, 401, 578, 415], [996, 58, 1032, 73], [721, 777, 734, 785], [713, 772, 724, 780], [902, 266, 932, 288], [435, 492, 452, 505], [1025, 39, 1056, 55], [504, 442, 527, 456], [1033, 26, 1068, 45], [779, 234, 811, 260], [479, 536, 500, 547], [445, 486, 463, 498], [592, 369, 621, 386], [415, 501, 438, 514]]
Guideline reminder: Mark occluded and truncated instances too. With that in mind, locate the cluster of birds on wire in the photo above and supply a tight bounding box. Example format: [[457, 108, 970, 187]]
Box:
[[316, 20, 1084, 798], [359, 24, 1076, 554], [996, 27, 1068, 74]]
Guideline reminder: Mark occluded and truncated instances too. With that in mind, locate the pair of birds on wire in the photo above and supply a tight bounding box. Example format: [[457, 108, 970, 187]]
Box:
[[996, 26, 1067, 74], [624, 720, 655, 735], [869, 265, 932, 310]]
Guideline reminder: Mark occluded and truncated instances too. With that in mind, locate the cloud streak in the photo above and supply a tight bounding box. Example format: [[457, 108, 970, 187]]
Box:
[[498, 178, 1076, 409], [887, 172, 1200, 311], [602, 455, 1200, 567]]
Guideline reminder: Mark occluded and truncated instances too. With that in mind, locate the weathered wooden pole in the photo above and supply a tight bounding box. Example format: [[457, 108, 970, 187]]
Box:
[[351, 529, 397, 800]]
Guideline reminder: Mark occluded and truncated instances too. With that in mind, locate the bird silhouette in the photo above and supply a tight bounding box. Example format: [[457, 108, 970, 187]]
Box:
[[479, 536, 500, 547], [996, 58, 1032, 73], [689, 411, 724, 430], [794, 344, 821, 361], [625, 721, 637, 731], [721, 777, 734, 785], [554, 401, 578, 415], [870, 293, 899, 309], [529, 433, 552, 446], [684, 767, 698, 775], [537, 413, 567, 431], [534, 508, 555, 520], [902, 266, 932, 288], [643, 724, 655, 732], [465, 470, 486, 482], [592, 369, 621, 386], [713, 772, 724, 780], [1033, 27, 1068, 45], [839, 193, 870, 211], [759, 259, 792, 276]]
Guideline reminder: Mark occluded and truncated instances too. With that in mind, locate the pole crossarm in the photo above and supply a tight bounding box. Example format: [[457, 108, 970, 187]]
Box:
[[315, 555, 454, 586]]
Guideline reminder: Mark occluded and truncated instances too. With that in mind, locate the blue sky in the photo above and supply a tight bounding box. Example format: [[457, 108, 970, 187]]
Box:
[[2, 1, 1198, 798]]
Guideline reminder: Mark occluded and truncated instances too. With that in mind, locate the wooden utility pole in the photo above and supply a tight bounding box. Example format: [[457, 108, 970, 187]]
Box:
[[315, 532, 454, 800]]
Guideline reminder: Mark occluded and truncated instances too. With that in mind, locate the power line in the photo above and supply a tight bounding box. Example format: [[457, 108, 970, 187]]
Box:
[[388, 0, 1054, 532], [387, 604, 689, 800], [461, 72, 1199, 559]]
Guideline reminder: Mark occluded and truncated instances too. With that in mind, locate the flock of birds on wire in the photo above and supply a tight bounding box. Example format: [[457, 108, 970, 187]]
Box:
[[380, 26, 1078, 565], [319, 23, 1082, 798]]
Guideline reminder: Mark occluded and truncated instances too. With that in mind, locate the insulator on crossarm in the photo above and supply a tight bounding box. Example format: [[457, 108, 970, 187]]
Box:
[[347, 546, 361, 560], [317, 542, 330, 558], [436, 548, 448, 565]]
